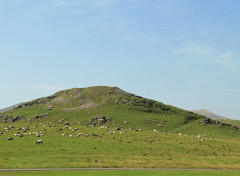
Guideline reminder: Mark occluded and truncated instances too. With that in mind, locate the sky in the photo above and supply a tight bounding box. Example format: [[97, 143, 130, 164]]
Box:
[[0, 0, 240, 119]]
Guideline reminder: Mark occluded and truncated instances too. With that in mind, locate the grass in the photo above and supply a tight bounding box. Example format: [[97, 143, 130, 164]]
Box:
[[1, 86, 240, 170], [0, 122, 240, 169], [1, 170, 240, 176]]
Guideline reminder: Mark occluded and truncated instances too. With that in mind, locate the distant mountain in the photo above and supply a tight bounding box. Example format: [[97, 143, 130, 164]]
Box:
[[192, 109, 228, 119], [0, 103, 25, 113]]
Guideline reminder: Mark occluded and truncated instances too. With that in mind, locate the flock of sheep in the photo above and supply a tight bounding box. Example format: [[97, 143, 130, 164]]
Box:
[[0, 119, 208, 145]]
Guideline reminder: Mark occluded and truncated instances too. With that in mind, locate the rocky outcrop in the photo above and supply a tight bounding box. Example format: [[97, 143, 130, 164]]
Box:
[[88, 116, 109, 127]]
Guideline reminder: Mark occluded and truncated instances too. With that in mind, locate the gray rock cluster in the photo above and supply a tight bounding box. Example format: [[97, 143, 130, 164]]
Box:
[[34, 113, 49, 120], [88, 116, 109, 126]]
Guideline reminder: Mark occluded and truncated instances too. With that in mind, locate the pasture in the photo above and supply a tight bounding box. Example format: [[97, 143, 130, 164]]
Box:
[[0, 170, 240, 176], [0, 122, 240, 169]]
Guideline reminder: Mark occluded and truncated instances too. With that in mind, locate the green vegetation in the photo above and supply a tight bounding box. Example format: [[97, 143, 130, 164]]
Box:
[[0, 86, 240, 169], [1, 170, 240, 176]]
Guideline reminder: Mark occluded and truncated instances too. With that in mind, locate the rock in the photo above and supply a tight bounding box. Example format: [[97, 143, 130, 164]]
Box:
[[34, 113, 49, 120], [88, 116, 109, 126], [233, 126, 239, 130], [201, 118, 213, 125], [12, 116, 21, 122], [115, 100, 119, 105]]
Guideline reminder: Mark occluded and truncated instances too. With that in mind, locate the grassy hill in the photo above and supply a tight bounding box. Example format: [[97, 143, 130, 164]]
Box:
[[0, 86, 240, 169]]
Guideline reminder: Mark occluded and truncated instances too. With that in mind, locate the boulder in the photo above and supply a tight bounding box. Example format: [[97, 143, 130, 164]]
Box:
[[88, 116, 109, 126], [12, 116, 21, 122]]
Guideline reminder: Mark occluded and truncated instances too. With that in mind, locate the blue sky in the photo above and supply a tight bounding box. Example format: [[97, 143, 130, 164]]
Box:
[[0, 0, 240, 119]]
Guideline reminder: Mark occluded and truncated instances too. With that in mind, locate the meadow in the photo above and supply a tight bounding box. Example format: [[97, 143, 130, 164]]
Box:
[[0, 170, 240, 176], [0, 122, 240, 169], [0, 87, 240, 171]]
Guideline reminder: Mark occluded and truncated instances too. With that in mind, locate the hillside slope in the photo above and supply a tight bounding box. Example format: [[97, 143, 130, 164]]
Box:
[[0, 86, 240, 169], [1, 86, 239, 139]]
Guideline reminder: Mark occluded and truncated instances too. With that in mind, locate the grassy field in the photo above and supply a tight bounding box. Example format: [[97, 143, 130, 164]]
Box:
[[1, 170, 240, 176], [0, 122, 240, 169], [0, 86, 240, 170]]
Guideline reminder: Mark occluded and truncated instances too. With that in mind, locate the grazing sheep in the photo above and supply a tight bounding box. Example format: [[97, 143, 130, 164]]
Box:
[[57, 129, 63, 132], [36, 139, 43, 144], [120, 131, 126, 134], [77, 133, 83, 137], [153, 129, 159, 133], [99, 126, 108, 129], [72, 128, 78, 132], [65, 122, 70, 125]]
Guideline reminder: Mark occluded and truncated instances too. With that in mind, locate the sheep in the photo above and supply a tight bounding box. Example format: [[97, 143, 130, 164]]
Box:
[[77, 133, 83, 137], [36, 139, 43, 144], [120, 131, 126, 134], [72, 128, 78, 132], [57, 129, 63, 132], [109, 130, 116, 134]]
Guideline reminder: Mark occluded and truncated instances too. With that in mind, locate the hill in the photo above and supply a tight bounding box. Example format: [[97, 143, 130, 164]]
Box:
[[0, 86, 240, 169], [0, 103, 25, 113], [1, 86, 238, 136], [192, 109, 228, 119]]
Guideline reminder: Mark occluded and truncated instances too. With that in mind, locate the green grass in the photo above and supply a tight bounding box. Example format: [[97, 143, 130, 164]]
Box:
[[1, 86, 240, 170], [1, 170, 240, 176], [0, 122, 240, 169]]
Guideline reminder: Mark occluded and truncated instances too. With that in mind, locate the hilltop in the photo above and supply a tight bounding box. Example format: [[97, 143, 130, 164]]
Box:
[[1, 86, 239, 138]]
